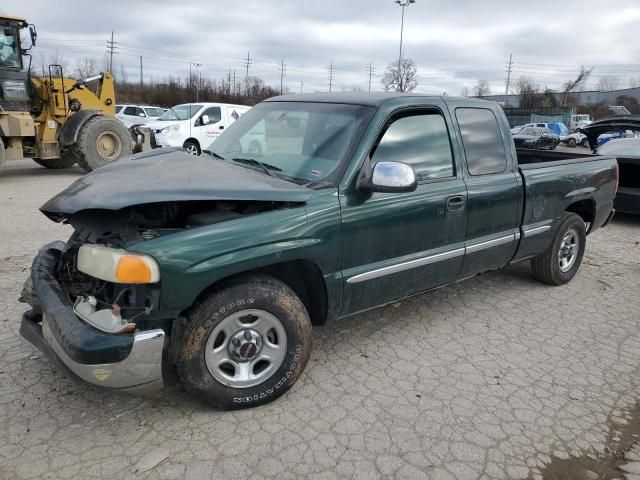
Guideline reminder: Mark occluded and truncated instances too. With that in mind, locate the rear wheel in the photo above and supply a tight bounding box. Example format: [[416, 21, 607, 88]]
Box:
[[177, 275, 312, 409], [73, 116, 132, 172], [530, 213, 586, 285], [581, 138, 590, 148]]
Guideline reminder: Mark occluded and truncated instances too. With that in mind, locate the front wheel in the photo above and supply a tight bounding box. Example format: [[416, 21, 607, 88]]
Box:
[[183, 140, 201, 156], [73, 116, 132, 171], [530, 212, 586, 285], [581, 138, 590, 148], [177, 275, 312, 409]]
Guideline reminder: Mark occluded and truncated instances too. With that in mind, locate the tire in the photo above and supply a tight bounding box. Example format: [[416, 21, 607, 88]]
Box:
[[72, 116, 132, 172], [0, 140, 6, 169], [581, 138, 590, 148], [177, 275, 312, 409], [183, 140, 201, 156], [33, 151, 77, 169], [530, 213, 586, 285]]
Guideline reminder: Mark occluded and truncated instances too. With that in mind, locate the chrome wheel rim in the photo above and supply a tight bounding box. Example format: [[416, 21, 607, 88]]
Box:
[[205, 309, 287, 388], [96, 131, 122, 161], [185, 144, 199, 155], [558, 228, 579, 272]]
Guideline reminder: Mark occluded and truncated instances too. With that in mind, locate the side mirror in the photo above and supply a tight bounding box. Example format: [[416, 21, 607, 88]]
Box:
[[138, 112, 146, 117], [541, 132, 548, 137], [201, 114, 210, 125], [357, 160, 417, 194]]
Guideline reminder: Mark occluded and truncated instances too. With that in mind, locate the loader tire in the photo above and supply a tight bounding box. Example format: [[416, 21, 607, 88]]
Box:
[[0, 141, 6, 169], [73, 116, 132, 172]]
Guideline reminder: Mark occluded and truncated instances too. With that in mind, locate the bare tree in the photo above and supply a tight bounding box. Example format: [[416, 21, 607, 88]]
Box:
[[461, 86, 470, 98], [36, 50, 70, 77], [629, 76, 640, 89], [561, 66, 593, 106], [381, 57, 418, 93], [597, 76, 623, 91], [74, 57, 98, 79], [515, 76, 540, 108], [473, 79, 491, 97]]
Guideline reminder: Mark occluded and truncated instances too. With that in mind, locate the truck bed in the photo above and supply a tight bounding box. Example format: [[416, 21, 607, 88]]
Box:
[[516, 148, 594, 165]]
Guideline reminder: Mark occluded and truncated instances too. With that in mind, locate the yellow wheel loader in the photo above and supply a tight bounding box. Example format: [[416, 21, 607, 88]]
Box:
[[0, 16, 144, 172]]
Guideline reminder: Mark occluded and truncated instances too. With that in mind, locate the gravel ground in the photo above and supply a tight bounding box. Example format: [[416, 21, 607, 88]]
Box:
[[1, 158, 639, 480]]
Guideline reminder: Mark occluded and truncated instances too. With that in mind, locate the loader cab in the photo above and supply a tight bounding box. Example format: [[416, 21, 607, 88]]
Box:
[[0, 16, 33, 110]]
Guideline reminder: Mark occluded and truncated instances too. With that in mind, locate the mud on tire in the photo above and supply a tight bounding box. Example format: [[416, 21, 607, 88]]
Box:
[[177, 275, 312, 409], [73, 116, 132, 172]]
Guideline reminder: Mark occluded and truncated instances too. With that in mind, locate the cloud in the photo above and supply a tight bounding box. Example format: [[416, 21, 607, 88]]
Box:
[[3, 0, 639, 96]]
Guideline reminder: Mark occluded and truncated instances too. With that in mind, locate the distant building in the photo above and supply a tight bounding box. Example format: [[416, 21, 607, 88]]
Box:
[[479, 86, 640, 107]]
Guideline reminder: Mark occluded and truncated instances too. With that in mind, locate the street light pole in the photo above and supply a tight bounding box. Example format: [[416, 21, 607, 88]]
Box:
[[395, 0, 415, 92]]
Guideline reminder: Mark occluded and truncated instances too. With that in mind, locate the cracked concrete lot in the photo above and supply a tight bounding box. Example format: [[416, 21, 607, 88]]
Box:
[[1, 158, 639, 480]]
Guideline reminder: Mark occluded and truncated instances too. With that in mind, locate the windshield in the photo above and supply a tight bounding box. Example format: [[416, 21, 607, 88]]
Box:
[[158, 104, 204, 121], [0, 26, 20, 69], [208, 102, 375, 185], [519, 127, 542, 136], [145, 107, 165, 117]]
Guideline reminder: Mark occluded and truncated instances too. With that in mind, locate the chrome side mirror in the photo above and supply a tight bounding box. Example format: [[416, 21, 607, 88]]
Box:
[[357, 160, 417, 194]]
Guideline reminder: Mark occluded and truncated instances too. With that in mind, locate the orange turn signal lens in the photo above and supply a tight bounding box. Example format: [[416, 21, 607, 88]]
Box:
[[116, 256, 154, 283]]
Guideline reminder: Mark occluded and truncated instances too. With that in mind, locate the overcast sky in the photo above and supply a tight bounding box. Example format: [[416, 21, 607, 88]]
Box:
[[4, 0, 640, 96]]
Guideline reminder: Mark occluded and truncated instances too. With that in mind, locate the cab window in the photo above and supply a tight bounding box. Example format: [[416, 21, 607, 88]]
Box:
[[199, 107, 221, 125], [456, 108, 508, 176], [370, 112, 455, 182]]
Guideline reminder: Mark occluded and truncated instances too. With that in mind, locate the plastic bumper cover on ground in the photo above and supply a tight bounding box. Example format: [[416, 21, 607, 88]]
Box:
[[19, 242, 165, 394]]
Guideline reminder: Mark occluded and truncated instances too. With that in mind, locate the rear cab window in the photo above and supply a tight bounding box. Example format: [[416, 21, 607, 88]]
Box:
[[455, 108, 508, 175]]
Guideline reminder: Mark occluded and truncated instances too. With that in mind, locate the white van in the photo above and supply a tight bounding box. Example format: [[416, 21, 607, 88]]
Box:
[[149, 103, 251, 155]]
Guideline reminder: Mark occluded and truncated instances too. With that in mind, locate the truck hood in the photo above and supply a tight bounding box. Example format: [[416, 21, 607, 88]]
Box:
[[41, 148, 312, 218]]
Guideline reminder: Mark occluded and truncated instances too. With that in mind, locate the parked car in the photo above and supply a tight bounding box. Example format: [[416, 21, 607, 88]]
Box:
[[20, 94, 617, 409], [116, 104, 166, 127], [149, 103, 251, 155], [561, 132, 590, 148], [520, 122, 568, 136], [597, 138, 640, 214], [511, 125, 525, 135], [513, 126, 559, 149]]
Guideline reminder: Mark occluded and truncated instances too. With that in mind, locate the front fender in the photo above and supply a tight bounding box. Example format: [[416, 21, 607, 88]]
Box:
[[59, 109, 103, 146]]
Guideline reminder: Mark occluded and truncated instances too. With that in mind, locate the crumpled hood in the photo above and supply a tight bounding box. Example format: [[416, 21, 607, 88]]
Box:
[[41, 148, 312, 218]]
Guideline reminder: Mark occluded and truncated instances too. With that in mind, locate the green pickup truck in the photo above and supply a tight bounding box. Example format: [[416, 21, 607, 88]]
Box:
[[20, 93, 618, 409]]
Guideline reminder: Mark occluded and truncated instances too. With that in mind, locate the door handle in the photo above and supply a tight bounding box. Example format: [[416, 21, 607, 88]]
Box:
[[446, 195, 465, 212], [219, 125, 224, 130]]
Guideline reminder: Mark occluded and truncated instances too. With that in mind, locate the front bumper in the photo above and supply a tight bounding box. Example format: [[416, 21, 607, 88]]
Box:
[[19, 242, 165, 394], [154, 131, 183, 148]]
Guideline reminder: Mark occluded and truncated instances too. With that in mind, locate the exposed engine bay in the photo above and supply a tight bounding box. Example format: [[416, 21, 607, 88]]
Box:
[[54, 199, 302, 332]]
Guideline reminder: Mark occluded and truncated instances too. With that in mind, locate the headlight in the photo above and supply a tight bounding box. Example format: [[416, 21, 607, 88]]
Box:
[[77, 245, 160, 284], [159, 124, 181, 133]]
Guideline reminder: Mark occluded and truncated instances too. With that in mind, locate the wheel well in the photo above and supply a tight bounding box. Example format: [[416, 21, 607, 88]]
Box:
[[183, 138, 200, 148], [566, 199, 595, 231], [192, 260, 329, 326]]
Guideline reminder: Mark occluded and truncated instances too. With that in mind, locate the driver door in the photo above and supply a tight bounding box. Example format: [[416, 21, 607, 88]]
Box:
[[339, 106, 467, 315], [195, 106, 223, 146]]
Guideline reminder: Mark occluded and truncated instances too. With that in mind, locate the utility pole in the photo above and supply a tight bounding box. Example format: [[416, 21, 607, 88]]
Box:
[[328, 61, 335, 92], [366, 63, 375, 92], [244, 52, 252, 96], [233, 69, 236, 96], [107, 31, 117, 73], [227, 70, 231, 96], [504, 54, 514, 105], [280, 60, 286, 95], [300, 80, 304, 94], [139, 56, 143, 90]]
